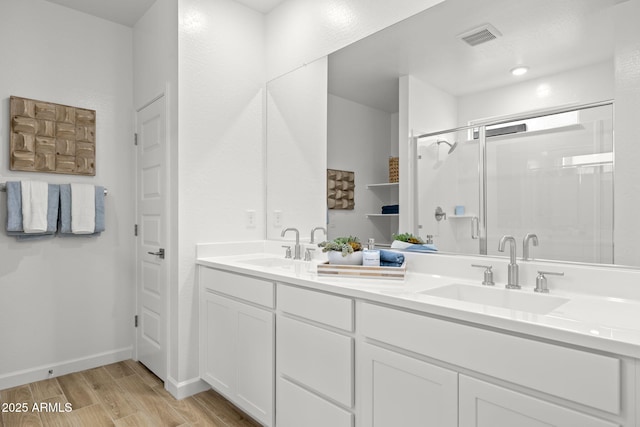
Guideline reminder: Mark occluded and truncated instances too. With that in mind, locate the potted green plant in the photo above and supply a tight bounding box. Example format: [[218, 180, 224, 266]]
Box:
[[391, 232, 424, 249], [318, 236, 364, 265]]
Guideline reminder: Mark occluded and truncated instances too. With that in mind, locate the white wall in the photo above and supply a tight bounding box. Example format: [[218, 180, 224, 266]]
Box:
[[0, 0, 134, 388], [266, 59, 328, 242], [177, 0, 265, 385], [266, 0, 446, 81], [327, 94, 396, 244]]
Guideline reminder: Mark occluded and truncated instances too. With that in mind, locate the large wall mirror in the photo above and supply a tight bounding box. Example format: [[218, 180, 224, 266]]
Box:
[[268, 0, 640, 267]]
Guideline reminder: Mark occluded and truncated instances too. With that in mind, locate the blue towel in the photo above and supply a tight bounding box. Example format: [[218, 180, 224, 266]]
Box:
[[59, 184, 105, 236], [379, 249, 404, 267], [6, 181, 22, 232], [95, 186, 105, 233], [6, 182, 60, 240], [404, 244, 438, 253], [381, 204, 399, 214]]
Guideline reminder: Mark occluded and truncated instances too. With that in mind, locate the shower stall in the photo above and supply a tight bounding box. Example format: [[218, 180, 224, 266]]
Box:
[[414, 101, 614, 264]]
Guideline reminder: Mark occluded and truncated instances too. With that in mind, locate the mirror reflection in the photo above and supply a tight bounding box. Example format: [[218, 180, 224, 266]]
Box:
[[416, 102, 613, 264], [323, 0, 635, 266]]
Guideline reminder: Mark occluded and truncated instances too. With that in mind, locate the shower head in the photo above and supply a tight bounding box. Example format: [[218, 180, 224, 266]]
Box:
[[436, 139, 458, 154]]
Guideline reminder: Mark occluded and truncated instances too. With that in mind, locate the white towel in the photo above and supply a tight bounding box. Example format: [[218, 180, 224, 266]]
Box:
[[71, 183, 96, 234], [21, 180, 49, 233]]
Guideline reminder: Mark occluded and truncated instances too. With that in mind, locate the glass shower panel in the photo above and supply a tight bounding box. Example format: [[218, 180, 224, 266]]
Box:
[[416, 128, 481, 254], [484, 104, 614, 264]]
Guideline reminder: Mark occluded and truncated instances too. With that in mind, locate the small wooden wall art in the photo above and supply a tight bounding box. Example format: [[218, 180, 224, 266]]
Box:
[[10, 96, 96, 175], [327, 169, 355, 210]]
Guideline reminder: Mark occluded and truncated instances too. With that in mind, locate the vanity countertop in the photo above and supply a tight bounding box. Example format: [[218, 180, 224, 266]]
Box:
[[197, 249, 640, 359]]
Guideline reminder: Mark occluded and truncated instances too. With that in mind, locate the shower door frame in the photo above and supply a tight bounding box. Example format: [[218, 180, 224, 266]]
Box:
[[413, 99, 614, 258]]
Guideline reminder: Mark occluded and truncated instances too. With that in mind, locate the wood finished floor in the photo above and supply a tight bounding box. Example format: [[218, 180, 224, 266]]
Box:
[[0, 360, 261, 427]]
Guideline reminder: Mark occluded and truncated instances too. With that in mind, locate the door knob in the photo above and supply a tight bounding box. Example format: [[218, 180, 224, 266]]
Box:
[[148, 248, 165, 259]]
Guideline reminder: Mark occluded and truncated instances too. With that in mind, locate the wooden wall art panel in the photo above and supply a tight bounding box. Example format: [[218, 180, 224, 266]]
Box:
[[327, 169, 355, 210], [10, 96, 96, 175]]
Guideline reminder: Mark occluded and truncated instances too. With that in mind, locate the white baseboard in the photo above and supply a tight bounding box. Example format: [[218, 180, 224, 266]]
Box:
[[0, 347, 132, 391], [165, 375, 210, 400]]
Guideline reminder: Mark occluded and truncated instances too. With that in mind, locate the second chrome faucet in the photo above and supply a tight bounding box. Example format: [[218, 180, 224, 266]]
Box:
[[498, 235, 519, 289], [281, 227, 301, 260]]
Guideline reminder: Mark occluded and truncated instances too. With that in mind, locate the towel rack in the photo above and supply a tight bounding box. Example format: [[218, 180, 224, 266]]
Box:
[[0, 182, 108, 196]]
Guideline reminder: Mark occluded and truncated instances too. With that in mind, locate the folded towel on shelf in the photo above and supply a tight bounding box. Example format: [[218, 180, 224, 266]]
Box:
[[21, 180, 49, 233], [6, 182, 60, 240], [404, 243, 438, 253], [381, 204, 399, 214], [379, 249, 405, 267], [71, 183, 95, 234], [60, 184, 104, 236]]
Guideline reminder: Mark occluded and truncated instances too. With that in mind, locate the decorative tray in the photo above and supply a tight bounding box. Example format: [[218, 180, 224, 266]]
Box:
[[317, 261, 406, 280]]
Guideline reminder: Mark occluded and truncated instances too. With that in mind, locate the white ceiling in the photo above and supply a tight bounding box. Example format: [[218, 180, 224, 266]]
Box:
[[44, 0, 287, 26], [329, 0, 619, 113]]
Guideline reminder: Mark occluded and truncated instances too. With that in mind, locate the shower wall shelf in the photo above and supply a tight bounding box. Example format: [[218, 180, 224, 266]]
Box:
[[366, 213, 399, 218], [450, 214, 476, 219]]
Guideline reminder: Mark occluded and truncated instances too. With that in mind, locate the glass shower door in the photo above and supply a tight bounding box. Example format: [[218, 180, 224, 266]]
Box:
[[415, 127, 482, 254], [484, 104, 614, 263]]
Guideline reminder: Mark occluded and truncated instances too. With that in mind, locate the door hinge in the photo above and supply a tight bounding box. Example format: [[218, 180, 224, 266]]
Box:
[[134, 133, 138, 146], [134, 224, 138, 236], [134, 315, 139, 328]]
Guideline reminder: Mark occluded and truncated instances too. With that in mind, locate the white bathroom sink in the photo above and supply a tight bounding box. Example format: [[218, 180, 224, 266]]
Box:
[[420, 283, 569, 315]]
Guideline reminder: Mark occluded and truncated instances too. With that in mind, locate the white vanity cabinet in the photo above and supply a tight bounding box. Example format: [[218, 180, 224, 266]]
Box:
[[359, 342, 458, 426], [276, 284, 355, 427], [459, 375, 618, 427], [359, 302, 629, 427], [199, 267, 275, 427]]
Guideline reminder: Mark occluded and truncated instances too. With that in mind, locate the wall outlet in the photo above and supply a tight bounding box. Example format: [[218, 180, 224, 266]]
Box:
[[245, 210, 256, 228], [274, 210, 283, 228]]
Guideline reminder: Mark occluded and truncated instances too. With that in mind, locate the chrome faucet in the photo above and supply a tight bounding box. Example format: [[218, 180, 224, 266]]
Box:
[[281, 227, 302, 260], [498, 235, 519, 289], [522, 233, 539, 261], [310, 226, 327, 244]]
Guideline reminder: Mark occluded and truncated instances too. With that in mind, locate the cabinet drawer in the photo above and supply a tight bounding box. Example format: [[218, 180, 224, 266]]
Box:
[[278, 316, 353, 407], [278, 284, 353, 331], [277, 377, 353, 427], [200, 267, 274, 308], [361, 303, 620, 414]]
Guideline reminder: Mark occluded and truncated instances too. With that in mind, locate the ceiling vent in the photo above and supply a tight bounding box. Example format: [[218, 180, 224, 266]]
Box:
[[458, 24, 502, 47]]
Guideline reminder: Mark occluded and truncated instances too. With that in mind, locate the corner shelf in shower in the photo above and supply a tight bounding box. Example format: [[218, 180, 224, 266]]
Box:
[[366, 213, 399, 218]]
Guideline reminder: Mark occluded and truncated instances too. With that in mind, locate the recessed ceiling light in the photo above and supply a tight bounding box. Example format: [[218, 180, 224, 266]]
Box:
[[511, 66, 529, 76]]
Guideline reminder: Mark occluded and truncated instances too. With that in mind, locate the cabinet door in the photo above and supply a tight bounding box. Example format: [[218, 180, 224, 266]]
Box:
[[235, 301, 274, 425], [201, 291, 235, 396], [200, 291, 274, 426], [459, 375, 618, 427], [359, 343, 458, 427]]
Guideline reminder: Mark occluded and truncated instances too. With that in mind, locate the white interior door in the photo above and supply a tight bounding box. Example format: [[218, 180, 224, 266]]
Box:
[[135, 96, 167, 381]]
